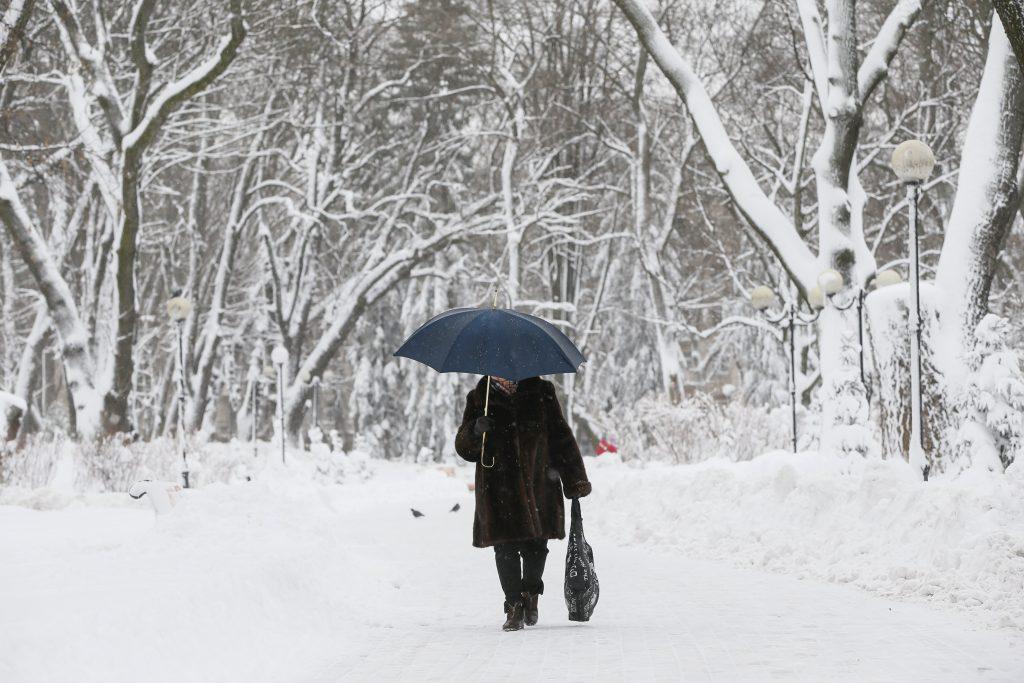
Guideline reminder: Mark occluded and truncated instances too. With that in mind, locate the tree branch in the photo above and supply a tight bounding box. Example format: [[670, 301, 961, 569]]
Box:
[[994, 0, 1024, 69], [0, 0, 35, 76], [611, 0, 819, 292], [121, 0, 246, 152], [858, 0, 926, 104]]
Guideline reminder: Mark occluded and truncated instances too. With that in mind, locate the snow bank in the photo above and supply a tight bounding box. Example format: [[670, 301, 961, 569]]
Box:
[[4, 445, 1023, 682], [0, 436, 379, 496], [0, 456, 468, 682], [586, 451, 1024, 629]]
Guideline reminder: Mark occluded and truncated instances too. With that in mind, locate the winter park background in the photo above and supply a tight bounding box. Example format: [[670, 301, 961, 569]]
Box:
[[2, 0, 1024, 681]]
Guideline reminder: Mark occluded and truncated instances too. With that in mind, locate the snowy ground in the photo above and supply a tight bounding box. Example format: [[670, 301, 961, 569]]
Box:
[[2, 452, 1023, 682]]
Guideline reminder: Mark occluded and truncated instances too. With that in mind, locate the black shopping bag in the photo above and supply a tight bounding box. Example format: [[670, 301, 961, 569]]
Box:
[[564, 497, 599, 621]]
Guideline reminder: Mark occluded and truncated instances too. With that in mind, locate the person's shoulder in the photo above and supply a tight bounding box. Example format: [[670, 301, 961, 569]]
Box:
[[465, 379, 485, 403], [469, 376, 489, 397], [533, 378, 558, 398]]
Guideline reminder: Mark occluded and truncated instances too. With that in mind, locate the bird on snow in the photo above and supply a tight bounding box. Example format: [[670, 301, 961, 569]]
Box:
[[410, 508, 425, 518], [450, 503, 460, 512]]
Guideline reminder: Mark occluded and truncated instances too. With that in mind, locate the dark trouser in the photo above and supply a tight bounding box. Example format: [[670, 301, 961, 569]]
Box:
[[494, 539, 549, 603]]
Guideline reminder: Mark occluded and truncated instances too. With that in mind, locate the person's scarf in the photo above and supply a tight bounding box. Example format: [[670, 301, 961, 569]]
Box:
[[492, 377, 517, 394]]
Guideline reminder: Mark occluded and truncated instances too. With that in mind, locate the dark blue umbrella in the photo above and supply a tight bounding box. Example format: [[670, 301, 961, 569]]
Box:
[[394, 306, 585, 468], [393, 307, 585, 382]]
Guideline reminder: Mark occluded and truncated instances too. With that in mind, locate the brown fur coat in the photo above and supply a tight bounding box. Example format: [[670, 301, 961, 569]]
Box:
[[455, 376, 591, 548]]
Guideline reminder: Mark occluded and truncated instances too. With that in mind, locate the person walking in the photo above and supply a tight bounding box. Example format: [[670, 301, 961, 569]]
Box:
[[455, 375, 592, 631]]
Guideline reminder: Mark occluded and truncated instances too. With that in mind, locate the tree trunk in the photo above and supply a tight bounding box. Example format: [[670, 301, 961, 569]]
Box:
[[872, 21, 1024, 473], [0, 163, 105, 439], [934, 19, 1024, 385], [994, 0, 1024, 68], [5, 306, 50, 443], [187, 134, 263, 431]]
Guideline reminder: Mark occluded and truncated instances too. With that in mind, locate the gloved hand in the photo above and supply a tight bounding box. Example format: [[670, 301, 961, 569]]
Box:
[[473, 416, 495, 436], [564, 481, 592, 499]]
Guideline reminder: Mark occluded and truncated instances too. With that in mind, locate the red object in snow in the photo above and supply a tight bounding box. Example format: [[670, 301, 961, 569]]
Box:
[[595, 438, 618, 455]]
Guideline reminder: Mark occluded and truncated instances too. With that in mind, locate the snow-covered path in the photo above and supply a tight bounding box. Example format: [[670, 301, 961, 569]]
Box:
[[312, 501, 1023, 682], [2, 460, 1022, 682]]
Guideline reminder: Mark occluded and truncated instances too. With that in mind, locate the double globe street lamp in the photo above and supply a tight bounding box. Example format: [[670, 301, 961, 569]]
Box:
[[750, 284, 823, 453], [750, 269, 904, 454], [748, 139, 933, 471], [817, 267, 905, 391]]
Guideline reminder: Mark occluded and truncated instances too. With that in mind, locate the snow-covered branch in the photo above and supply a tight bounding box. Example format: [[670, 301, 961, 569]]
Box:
[[935, 19, 1024, 366], [0, 0, 34, 75], [121, 0, 246, 152], [612, 0, 819, 291], [0, 160, 102, 437], [858, 0, 925, 103]]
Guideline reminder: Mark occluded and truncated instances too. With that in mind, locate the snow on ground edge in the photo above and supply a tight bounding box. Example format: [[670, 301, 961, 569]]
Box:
[[585, 451, 1024, 630]]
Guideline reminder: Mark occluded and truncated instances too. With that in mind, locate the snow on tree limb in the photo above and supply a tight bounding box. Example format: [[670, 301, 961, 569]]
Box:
[[994, 0, 1024, 68], [121, 0, 246, 152], [611, 0, 819, 292], [795, 0, 829, 106], [935, 18, 1024, 374], [186, 107, 273, 431], [106, 0, 247, 431], [124, 0, 159, 146], [7, 304, 50, 440], [0, 161, 102, 437], [282, 200, 502, 433], [0, 162, 84, 347], [858, 1, 925, 104], [48, 0, 127, 139], [0, 0, 34, 76]]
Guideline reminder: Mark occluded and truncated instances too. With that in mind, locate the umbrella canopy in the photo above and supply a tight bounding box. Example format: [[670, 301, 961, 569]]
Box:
[[393, 307, 584, 381]]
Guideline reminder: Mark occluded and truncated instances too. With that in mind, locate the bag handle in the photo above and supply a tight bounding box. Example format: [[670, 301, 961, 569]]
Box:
[[570, 496, 583, 532]]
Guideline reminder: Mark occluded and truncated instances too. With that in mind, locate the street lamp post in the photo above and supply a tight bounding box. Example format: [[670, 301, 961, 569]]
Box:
[[166, 293, 193, 488], [309, 373, 321, 436], [312, 376, 320, 430], [891, 139, 936, 480], [822, 268, 905, 394], [247, 350, 261, 460], [270, 345, 289, 464], [750, 285, 823, 453], [300, 370, 323, 446], [323, 369, 338, 450], [817, 268, 867, 391]]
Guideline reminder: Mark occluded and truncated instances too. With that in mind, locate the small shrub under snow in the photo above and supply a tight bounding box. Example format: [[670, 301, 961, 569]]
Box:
[[955, 314, 1024, 472], [610, 394, 792, 463]]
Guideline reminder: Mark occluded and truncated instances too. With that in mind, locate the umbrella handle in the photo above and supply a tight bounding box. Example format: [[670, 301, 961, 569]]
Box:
[[481, 376, 495, 468]]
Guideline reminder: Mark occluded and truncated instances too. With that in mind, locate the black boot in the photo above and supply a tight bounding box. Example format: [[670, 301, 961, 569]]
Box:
[[522, 592, 539, 626], [502, 599, 525, 631]]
